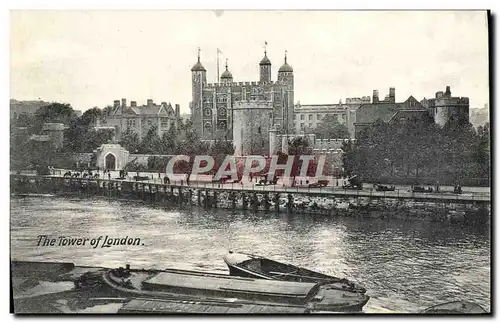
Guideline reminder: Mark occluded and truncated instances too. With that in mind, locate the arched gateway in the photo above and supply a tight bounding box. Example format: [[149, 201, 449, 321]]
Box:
[[94, 144, 130, 171], [105, 153, 116, 170]]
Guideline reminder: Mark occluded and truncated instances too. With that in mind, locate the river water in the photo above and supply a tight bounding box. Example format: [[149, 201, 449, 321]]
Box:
[[10, 196, 491, 313]]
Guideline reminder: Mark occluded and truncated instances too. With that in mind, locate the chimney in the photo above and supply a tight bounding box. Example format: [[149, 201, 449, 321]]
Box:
[[373, 90, 379, 103], [175, 104, 180, 118], [121, 98, 127, 108], [113, 100, 120, 108], [161, 101, 167, 106], [445, 86, 451, 96], [147, 99, 153, 107], [131, 101, 137, 107], [389, 87, 395, 103]]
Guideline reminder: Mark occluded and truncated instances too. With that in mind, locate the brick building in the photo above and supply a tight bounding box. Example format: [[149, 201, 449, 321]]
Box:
[[353, 87, 426, 137], [293, 96, 370, 139], [97, 98, 180, 141]]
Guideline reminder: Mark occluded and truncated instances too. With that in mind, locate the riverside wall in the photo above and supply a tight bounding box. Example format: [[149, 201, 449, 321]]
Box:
[[10, 175, 490, 225]]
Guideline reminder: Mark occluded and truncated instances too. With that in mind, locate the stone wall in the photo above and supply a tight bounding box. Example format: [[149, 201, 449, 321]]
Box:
[[128, 154, 175, 166], [232, 100, 273, 156]]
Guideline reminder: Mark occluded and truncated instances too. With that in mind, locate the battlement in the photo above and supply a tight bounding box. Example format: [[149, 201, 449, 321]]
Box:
[[204, 81, 278, 88], [435, 96, 470, 106], [345, 96, 371, 104]]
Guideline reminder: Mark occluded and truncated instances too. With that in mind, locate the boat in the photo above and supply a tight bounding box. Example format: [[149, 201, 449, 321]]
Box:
[[421, 301, 488, 314], [223, 251, 367, 294], [11, 260, 369, 314]]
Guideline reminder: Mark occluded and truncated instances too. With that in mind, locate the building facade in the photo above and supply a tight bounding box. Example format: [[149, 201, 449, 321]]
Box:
[[420, 86, 469, 126], [293, 96, 370, 139], [190, 49, 294, 141], [353, 87, 425, 137], [97, 98, 180, 141]]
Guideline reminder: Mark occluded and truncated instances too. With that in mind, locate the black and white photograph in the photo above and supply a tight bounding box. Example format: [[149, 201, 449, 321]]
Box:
[[8, 9, 491, 315]]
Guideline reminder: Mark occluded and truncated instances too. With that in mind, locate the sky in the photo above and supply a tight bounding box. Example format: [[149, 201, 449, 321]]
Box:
[[10, 10, 490, 113]]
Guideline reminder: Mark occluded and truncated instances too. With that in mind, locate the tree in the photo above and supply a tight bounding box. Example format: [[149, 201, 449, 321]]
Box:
[[15, 113, 35, 128], [32, 102, 77, 134], [102, 105, 115, 117], [10, 124, 30, 170], [141, 125, 161, 154], [314, 114, 350, 139], [342, 116, 490, 185], [63, 107, 112, 152], [288, 136, 312, 155], [120, 128, 141, 153], [159, 126, 177, 155], [210, 139, 235, 156]]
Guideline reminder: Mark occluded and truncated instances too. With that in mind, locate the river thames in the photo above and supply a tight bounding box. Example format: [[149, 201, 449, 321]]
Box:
[[10, 196, 491, 313]]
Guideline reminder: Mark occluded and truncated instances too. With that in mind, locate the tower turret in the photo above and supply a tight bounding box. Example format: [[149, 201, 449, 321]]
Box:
[[220, 59, 233, 84], [277, 51, 294, 135], [259, 43, 272, 83], [191, 48, 207, 136]]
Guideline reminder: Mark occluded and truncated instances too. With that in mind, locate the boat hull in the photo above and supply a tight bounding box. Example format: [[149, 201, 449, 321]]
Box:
[[223, 251, 367, 294], [11, 260, 368, 313]]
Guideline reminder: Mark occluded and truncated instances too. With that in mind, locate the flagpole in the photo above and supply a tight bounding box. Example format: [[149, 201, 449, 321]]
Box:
[[217, 49, 220, 83]]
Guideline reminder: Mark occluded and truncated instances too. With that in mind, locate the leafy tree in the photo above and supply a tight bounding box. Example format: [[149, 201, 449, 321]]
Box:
[[159, 126, 177, 155], [315, 114, 350, 139], [10, 125, 30, 170], [15, 113, 35, 128], [32, 103, 78, 134], [288, 136, 312, 155], [344, 116, 490, 185], [120, 128, 141, 153], [141, 125, 161, 154], [102, 105, 115, 117], [210, 139, 235, 156], [63, 107, 113, 152]]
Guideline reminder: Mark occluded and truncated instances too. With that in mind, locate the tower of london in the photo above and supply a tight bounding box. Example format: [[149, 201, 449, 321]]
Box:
[[190, 48, 295, 146]]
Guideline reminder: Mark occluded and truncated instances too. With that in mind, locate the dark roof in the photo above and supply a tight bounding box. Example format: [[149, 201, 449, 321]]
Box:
[[221, 69, 233, 79], [389, 109, 430, 123], [260, 53, 271, 65], [278, 62, 293, 73], [355, 96, 425, 124], [191, 60, 206, 72], [112, 103, 175, 116], [355, 103, 401, 124]]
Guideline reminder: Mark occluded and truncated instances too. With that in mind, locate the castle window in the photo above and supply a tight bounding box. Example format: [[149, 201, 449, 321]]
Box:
[[300, 114, 304, 120], [258, 127, 261, 134], [219, 108, 226, 116], [300, 123, 304, 129], [217, 95, 227, 103], [204, 108, 212, 117], [308, 114, 313, 120]]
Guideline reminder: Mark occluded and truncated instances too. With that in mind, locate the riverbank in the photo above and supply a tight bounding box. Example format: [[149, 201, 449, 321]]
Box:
[[11, 174, 490, 224]]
